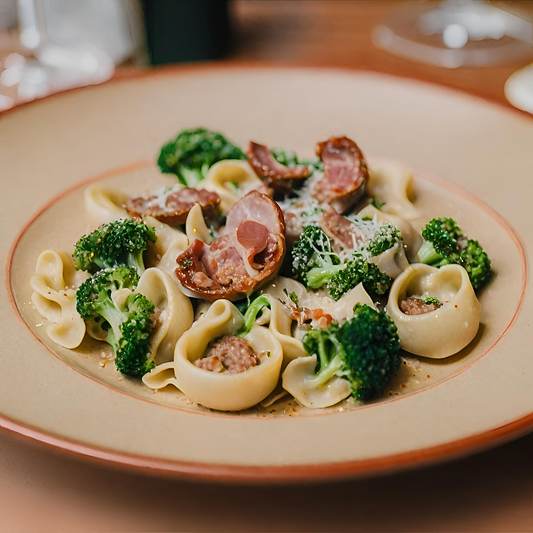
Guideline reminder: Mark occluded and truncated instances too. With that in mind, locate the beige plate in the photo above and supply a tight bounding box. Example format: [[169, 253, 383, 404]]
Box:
[[2, 66, 532, 483]]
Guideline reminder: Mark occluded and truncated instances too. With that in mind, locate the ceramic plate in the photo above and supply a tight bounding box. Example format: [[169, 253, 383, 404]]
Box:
[[2, 66, 532, 482]]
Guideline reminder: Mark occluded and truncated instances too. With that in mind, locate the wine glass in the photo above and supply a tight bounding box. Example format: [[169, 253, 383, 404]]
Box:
[[0, 0, 115, 108], [373, 0, 532, 68]]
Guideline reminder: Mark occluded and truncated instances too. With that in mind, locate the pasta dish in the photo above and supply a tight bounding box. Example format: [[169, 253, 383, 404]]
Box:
[[29, 129, 491, 411]]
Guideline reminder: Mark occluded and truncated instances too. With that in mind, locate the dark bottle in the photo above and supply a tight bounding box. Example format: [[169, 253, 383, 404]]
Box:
[[141, 0, 231, 65]]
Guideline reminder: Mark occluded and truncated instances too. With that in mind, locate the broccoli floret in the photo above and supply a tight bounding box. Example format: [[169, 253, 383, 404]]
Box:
[[73, 219, 156, 276], [76, 266, 156, 377], [238, 294, 272, 337], [158, 128, 246, 186], [302, 304, 401, 401], [327, 259, 393, 301], [291, 226, 342, 289], [417, 217, 491, 290], [366, 223, 402, 257], [292, 224, 394, 298]]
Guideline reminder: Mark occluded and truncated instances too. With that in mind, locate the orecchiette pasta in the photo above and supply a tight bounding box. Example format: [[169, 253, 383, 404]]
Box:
[[369, 241, 410, 279], [202, 160, 262, 212], [135, 268, 194, 363], [282, 355, 352, 408], [144, 300, 283, 411], [366, 162, 420, 221], [30, 250, 87, 349], [84, 185, 130, 223], [387, 264, 481, 358], [143, 215, 189, 282], [185, 203, 213, 244]]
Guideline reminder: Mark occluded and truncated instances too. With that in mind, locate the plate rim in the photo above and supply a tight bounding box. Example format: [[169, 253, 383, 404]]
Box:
[[2, 409, 532, 483], [2, 63, 532, 482]]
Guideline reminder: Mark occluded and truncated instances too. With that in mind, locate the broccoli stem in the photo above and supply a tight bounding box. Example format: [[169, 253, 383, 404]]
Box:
[[127, 250, 147, 276], [306, 265, 343, 289], [307, 333, 346, 387], [416, 240, 441, 264], [238, 294, 272, 337], [310, 353, 345, 387], [96, 301, 125, 349], [178, 165, 203, 187]]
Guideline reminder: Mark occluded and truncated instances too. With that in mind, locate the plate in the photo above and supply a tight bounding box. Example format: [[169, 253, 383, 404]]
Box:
[[2, 66, 532, 482]]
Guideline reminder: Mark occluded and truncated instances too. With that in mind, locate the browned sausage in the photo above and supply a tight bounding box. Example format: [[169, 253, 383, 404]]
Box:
[[247, 141, 309, 195], [313, 136, 368, 214], [126, 186, 220, 226], [176, 191, 286, 301]]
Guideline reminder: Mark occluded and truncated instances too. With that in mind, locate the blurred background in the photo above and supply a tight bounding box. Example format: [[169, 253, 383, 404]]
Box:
[[0, 0, 532, 113]]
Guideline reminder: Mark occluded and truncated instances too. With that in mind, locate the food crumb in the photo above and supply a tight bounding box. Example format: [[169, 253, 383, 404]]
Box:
[[292, 408, 297, 413], [427, 375, 431, 378], [401, 384, 406, 388], [270, 409, 276, 413]]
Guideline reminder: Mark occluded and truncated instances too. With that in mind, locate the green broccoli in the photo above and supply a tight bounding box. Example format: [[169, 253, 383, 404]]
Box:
[[76, 266, 156, 377], [291, 225, 393, 298], [73, 219, 156, 276], [417, 217, 491, 290], [302, 304, 401, 401], [291, 226, 342, 289], [238, 294, 272, 337], [327, 259, 393, 301], [158, 128, 246, 186], [365, 223, 402, 257]]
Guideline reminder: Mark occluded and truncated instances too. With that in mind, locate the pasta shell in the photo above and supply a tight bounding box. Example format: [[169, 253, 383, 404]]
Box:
[[84, 185, 130, 223], [149, 299, 283, 411], [367, 162, 420, 221], [282, 354, 351, 408], [185, 203, 213, 244], [202, 160, 262, 212], [387, 264, 481, 358], [30, 250, 86, 349], [136, 268, 194, 364]]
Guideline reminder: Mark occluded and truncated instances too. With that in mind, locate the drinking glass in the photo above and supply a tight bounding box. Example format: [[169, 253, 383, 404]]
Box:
[[373, 0, 532, 68]]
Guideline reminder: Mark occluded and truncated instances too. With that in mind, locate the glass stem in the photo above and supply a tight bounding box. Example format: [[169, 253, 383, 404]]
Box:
[[18, 0, 47, 53]]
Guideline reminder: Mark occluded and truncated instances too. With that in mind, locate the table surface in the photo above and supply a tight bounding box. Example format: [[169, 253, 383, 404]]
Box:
[[1, 2, 532, 532]]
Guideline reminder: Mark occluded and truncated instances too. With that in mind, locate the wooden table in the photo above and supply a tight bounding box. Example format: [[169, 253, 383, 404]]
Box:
[[1, 2, 532, 531], [229, 0, 533, 108]]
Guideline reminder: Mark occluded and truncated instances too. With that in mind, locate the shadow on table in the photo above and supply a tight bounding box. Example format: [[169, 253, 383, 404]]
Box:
[[0, 428, 531, 532]]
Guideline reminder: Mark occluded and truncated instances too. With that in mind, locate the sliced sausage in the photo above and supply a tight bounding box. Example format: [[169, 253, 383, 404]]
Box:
[[247, 141, 309, 195], [320, 208, 366, 250], [126, 185, 220, 226], [313, 136, 368, 214], [176, 191, 286, 301]]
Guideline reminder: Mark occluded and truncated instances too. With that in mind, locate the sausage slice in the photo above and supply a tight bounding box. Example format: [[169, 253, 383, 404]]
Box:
[[176, 191, 286, 301], [126, 185, 220, 226], [313, 136, 368, 214]]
